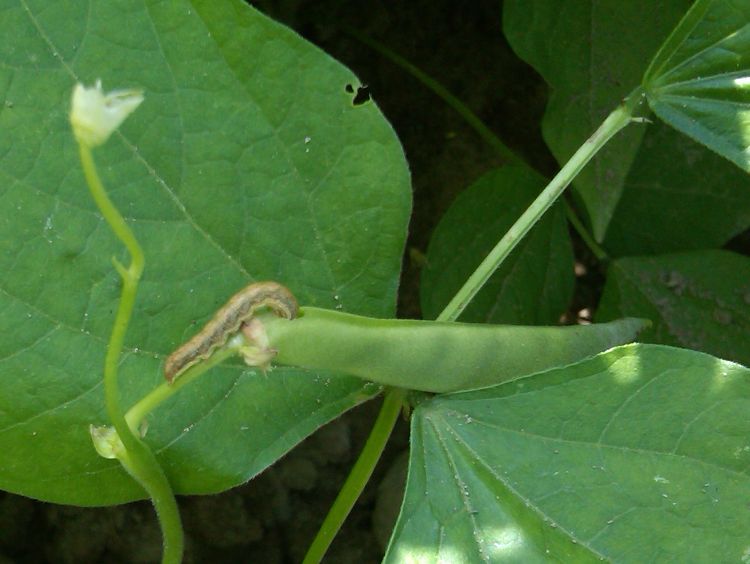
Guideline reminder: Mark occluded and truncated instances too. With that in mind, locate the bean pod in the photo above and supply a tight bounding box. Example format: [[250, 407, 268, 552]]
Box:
[[262, 307, 649, 393]]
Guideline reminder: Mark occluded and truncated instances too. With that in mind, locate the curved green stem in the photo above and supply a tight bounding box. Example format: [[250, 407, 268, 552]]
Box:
[[79, 144, 183, 564], [303, 387, 405, 564], [114, 443, 183, 564]]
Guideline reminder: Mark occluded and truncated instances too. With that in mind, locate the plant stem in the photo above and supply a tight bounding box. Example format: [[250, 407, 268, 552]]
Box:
[[302, 387, 405, 564], [437, 90, 644, 322], [79, 144, 143, 450], [79, 144, 183, 564], [563, 200, 609, 262], [114, 444, 183, 564], [125, 345, 239, 432]]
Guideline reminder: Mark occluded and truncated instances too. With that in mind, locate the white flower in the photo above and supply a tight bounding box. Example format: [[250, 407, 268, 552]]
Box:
[[70, 80, 143, 148], [89, 424, 124, 460]]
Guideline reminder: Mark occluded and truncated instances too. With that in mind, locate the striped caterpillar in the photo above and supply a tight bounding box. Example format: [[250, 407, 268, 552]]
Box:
[[164, 281, 298, 383]]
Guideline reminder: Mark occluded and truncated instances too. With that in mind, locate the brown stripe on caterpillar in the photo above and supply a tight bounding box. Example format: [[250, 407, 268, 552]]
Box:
[[164, 281, 298, 383]]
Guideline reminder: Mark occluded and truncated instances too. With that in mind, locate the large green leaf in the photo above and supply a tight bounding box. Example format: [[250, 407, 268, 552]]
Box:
[[420, 166, 574, 324], [643, 0, 750, 172], [596, 250, 750, 366], [386, 344, 750, 563], [0, 0, 410, 505]]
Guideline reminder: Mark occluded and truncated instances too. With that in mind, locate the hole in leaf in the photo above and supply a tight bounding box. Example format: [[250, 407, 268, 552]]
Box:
[[345, 83, 371, 106]]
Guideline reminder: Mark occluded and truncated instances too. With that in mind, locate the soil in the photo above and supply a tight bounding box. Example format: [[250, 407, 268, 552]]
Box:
[[0, 1, 558, 562]]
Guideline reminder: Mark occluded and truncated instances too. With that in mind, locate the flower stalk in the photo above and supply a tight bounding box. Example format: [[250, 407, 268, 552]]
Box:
[[71, 81, 183, 564]]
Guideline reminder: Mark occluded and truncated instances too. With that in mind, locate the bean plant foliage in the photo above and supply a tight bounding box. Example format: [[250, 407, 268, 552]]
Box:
[[0, 0, 749, 563], [500, 0, 750, 365], [0, 0, 409, 504]]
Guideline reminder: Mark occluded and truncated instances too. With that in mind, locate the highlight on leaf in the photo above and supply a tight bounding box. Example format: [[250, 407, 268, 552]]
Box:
[[642, 0, 750, 171]]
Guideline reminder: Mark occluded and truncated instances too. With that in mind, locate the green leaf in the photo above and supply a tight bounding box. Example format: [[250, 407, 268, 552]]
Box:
[[386, 344, 750, 563], [503, 0, 692, 240], [0, 0, 410, 505], [596, 250, 750, 366], [420, 166, 574, 324], [602, 123, 750, 256], [643, 0, 750, 172]]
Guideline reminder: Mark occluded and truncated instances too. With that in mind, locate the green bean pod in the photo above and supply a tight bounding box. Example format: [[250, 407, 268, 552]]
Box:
[[262, 307, 649, 393]]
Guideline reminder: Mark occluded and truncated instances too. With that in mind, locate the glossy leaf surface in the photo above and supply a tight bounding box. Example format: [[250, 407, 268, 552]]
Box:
[[387, 344, 750, 563]]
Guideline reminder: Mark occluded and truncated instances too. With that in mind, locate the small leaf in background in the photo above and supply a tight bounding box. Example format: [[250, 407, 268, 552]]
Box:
[[0, 0, 410, 504], [420, 166, 574, 324], [597, 250, 750, 366], [386, 345, 750, 563], [503, 0, 692, 241], [643, 0, 750, 172]]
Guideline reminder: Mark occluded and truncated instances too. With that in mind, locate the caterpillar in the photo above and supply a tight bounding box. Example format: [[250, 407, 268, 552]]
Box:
[[164, 281, 298, 383]]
